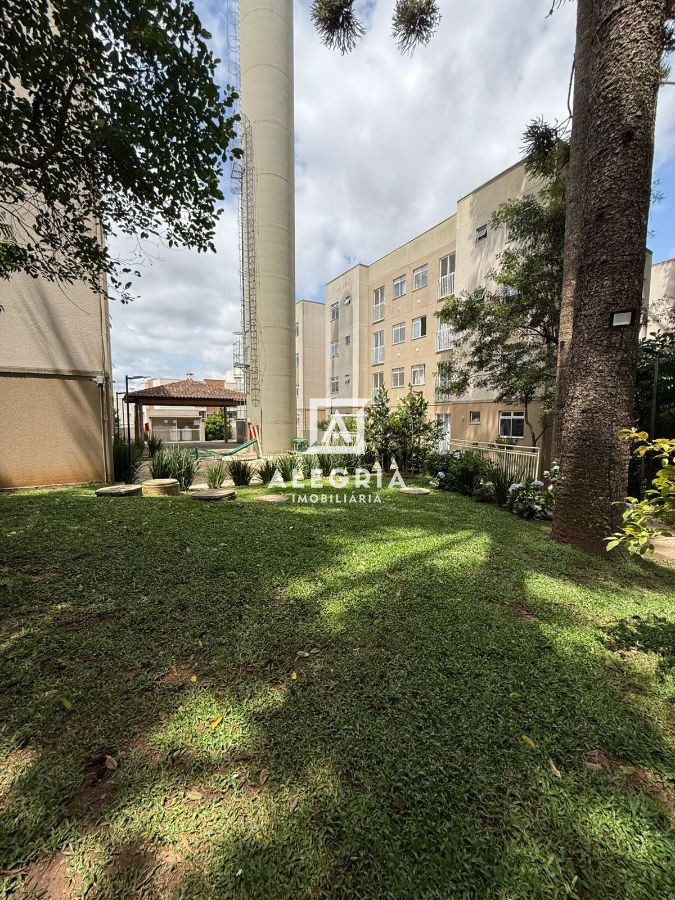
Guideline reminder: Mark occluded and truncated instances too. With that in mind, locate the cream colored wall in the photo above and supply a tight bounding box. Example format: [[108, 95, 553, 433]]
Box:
[[295, 299, 325, 432], [648, 258, 675, 334], [0, 264, 113, 489], [0, 375, 108, 489], [324, 265, 369, 404]]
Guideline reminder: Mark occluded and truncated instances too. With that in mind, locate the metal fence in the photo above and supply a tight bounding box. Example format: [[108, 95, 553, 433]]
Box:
[[448, 439, 541, 481]]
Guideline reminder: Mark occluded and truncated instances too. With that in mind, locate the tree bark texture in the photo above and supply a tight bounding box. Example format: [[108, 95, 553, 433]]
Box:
[[551, 0, 667, 553]]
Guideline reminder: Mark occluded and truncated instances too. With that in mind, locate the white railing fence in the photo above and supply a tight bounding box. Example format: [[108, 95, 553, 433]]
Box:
[[152, 427, 202, 443], [448, 439, 540, 481], [436, 327, 453, 352]]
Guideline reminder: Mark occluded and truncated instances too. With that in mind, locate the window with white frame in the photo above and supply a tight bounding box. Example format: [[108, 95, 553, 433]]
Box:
[[469, 410, 480, 425], [344, 374, 351, 384], [330, 376, 339, 394], [295, 321, 299, 337], [331, 302, 339, 321], [393, 274, 406, 299], [373, 371, 384, 394], [295, 353, 299, 368], [296, 384, 300, 399], [372, 329, 384, 365], [392, 367, 405, 388], [345, 334, 351, 345], [499, 410, 525, 439], [411, 364, 425, 386], [475, 224, 488, 242], [392, 322, 405, 344], [373, 286, 385, 322], [439, 254, 455, 298], [413, 264, 428, 290], [330, 340, 339, 358], [412, 316, 427, 339]]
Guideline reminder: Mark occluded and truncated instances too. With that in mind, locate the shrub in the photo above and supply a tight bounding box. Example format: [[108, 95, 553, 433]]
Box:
[[226, 459, 254, 486], [450, 452, 488, 497], [149, 448, 173, 479], [146, 433, 164, 457], [606, 432, 675, 555], [273, 454, 296, 482], [204, 410, 232, 441], [424, 451, 451, 477], [113, 435, 143, 483], [506, 478, 553, 519], [473, 480, 496, 503], [257, 458, 277, 485], [485, 461, 525, 507], [313, 453, 334, 477], [204, 460, 228, 489]]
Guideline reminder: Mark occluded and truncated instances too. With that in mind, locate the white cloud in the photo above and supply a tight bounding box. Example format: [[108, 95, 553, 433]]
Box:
[[110, 0, 673, 382]]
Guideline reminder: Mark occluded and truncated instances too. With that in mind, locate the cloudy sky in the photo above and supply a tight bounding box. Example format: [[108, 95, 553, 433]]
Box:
[[109, 0, 675, 390]]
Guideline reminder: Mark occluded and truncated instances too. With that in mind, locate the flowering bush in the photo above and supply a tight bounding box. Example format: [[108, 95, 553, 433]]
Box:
[[473, 479, 496, 503], [430, 451, 487, 496], [606, 432, 675, 555], [506, 478, 554, 519]]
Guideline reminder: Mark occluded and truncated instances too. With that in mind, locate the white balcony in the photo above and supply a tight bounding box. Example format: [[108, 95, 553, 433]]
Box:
[[372, 347, 384, 365], [438, 272, 455, 299], [436, 326, 453, 352]]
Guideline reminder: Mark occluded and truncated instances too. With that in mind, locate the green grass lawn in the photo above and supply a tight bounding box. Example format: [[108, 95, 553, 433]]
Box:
[[1, 482, 674, 898]]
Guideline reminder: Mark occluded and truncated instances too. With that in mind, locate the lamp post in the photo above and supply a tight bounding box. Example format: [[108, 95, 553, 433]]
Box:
[[125, 375, 147, 482]]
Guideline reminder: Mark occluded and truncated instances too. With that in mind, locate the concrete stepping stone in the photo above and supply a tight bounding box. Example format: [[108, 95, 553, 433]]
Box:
[[399, 487, 431, 495], [142, 478, 180, 496], [191, 489, 236, 502], [256, 494, 289, 503], [95, 484, 142, 497]]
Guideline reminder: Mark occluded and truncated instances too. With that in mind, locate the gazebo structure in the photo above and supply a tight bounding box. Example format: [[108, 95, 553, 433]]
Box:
[[124, 378, 245, 443]]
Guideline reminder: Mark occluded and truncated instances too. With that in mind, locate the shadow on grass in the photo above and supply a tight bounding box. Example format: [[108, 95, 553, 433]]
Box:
[[1, 486, 674, 897]]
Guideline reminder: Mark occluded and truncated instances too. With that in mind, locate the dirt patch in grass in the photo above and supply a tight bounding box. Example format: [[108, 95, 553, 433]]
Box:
[[23, 852, 79, 900], [586, 750, 675, 819], [159, 663, 198, 687], [509, 603, 537, 622]]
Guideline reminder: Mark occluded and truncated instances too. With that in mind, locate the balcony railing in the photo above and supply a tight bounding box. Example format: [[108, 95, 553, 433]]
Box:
[[438, 272, 455, 299], [436, 327, 453, 352], [373, 303, 385, 323], [372, 347, 384, 365]]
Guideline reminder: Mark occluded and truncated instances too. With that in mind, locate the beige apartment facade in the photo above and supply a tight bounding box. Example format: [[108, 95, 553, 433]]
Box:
[[647, 258, 675, 335], [324, 161, 549, 451], [295, 299, 326, 433], [0, 266, 113, 489]]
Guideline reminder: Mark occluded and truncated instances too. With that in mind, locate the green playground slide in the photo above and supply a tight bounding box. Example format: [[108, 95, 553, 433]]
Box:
[[194, 438, 259, 461]]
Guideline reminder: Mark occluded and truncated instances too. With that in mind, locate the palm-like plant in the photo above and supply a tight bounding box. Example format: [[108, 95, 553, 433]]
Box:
[[311, 0, 440, 55]]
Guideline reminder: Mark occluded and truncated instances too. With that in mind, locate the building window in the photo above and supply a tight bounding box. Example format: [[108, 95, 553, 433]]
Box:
[[411, 364, 426, 386], [413, 264, 428, 290], [330, 376, 339, 394], [344, 374, 351, 384], [499, 410, 525, 439], [392, 322, 405, 345], [295, 353, 299, 368], [295, 321, 299, 337], [330, 340, 339, 358], [372, 329, 384, 365], [393, 274, 406, 299], [412, 316, 427, 339], [469, 410, 480, 425], [345, 334, 351, 345], [439, 254, 455, 298], [474, 288, 486, 301], [392, 367, 405, 388], [373, 286, 385, 322], [475, 224, 488, 242], [296, 384, 300, 399], [373, 371, 384, 394], [344, 294, 351, 305], [331, 302, 339, 321]]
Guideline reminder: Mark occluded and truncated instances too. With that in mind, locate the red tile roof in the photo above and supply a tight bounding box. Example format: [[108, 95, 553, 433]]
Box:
[[125, 379, 244, 405]]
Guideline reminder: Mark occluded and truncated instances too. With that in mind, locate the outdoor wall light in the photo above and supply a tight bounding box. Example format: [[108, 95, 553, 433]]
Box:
[[610, 310, 634, 328]]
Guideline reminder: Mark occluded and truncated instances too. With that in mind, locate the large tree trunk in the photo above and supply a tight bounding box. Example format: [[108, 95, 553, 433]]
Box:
[[551, 0, 666, 554]]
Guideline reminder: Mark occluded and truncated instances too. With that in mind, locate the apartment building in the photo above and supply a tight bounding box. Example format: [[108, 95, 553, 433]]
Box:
[[295, 298, 326, 433], [647, 258, 675, 335], [324, 161, 547, 449]]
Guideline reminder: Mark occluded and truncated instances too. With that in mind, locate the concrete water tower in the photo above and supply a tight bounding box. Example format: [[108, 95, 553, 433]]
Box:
[[239, 0, 296, 453]]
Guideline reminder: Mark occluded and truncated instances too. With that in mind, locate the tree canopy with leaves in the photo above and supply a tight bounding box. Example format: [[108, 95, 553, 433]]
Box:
[[0, 0, 240, 304], [311, 0, 441, 55], [436, 122, 568, 447]]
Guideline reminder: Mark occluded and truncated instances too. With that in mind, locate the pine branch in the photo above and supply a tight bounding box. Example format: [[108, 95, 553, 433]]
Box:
[[392, 0, 441, 55], [310, 0, 364, 54]]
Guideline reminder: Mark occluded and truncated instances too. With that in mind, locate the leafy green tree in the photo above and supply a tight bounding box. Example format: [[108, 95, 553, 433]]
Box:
[[389, 387, 442, 475], [0, 0, 240, 304], [437, 122, 567, 448], [365, 387, 396, 470], [204, 410, 232, 442], [636, 330, 675, 438]]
